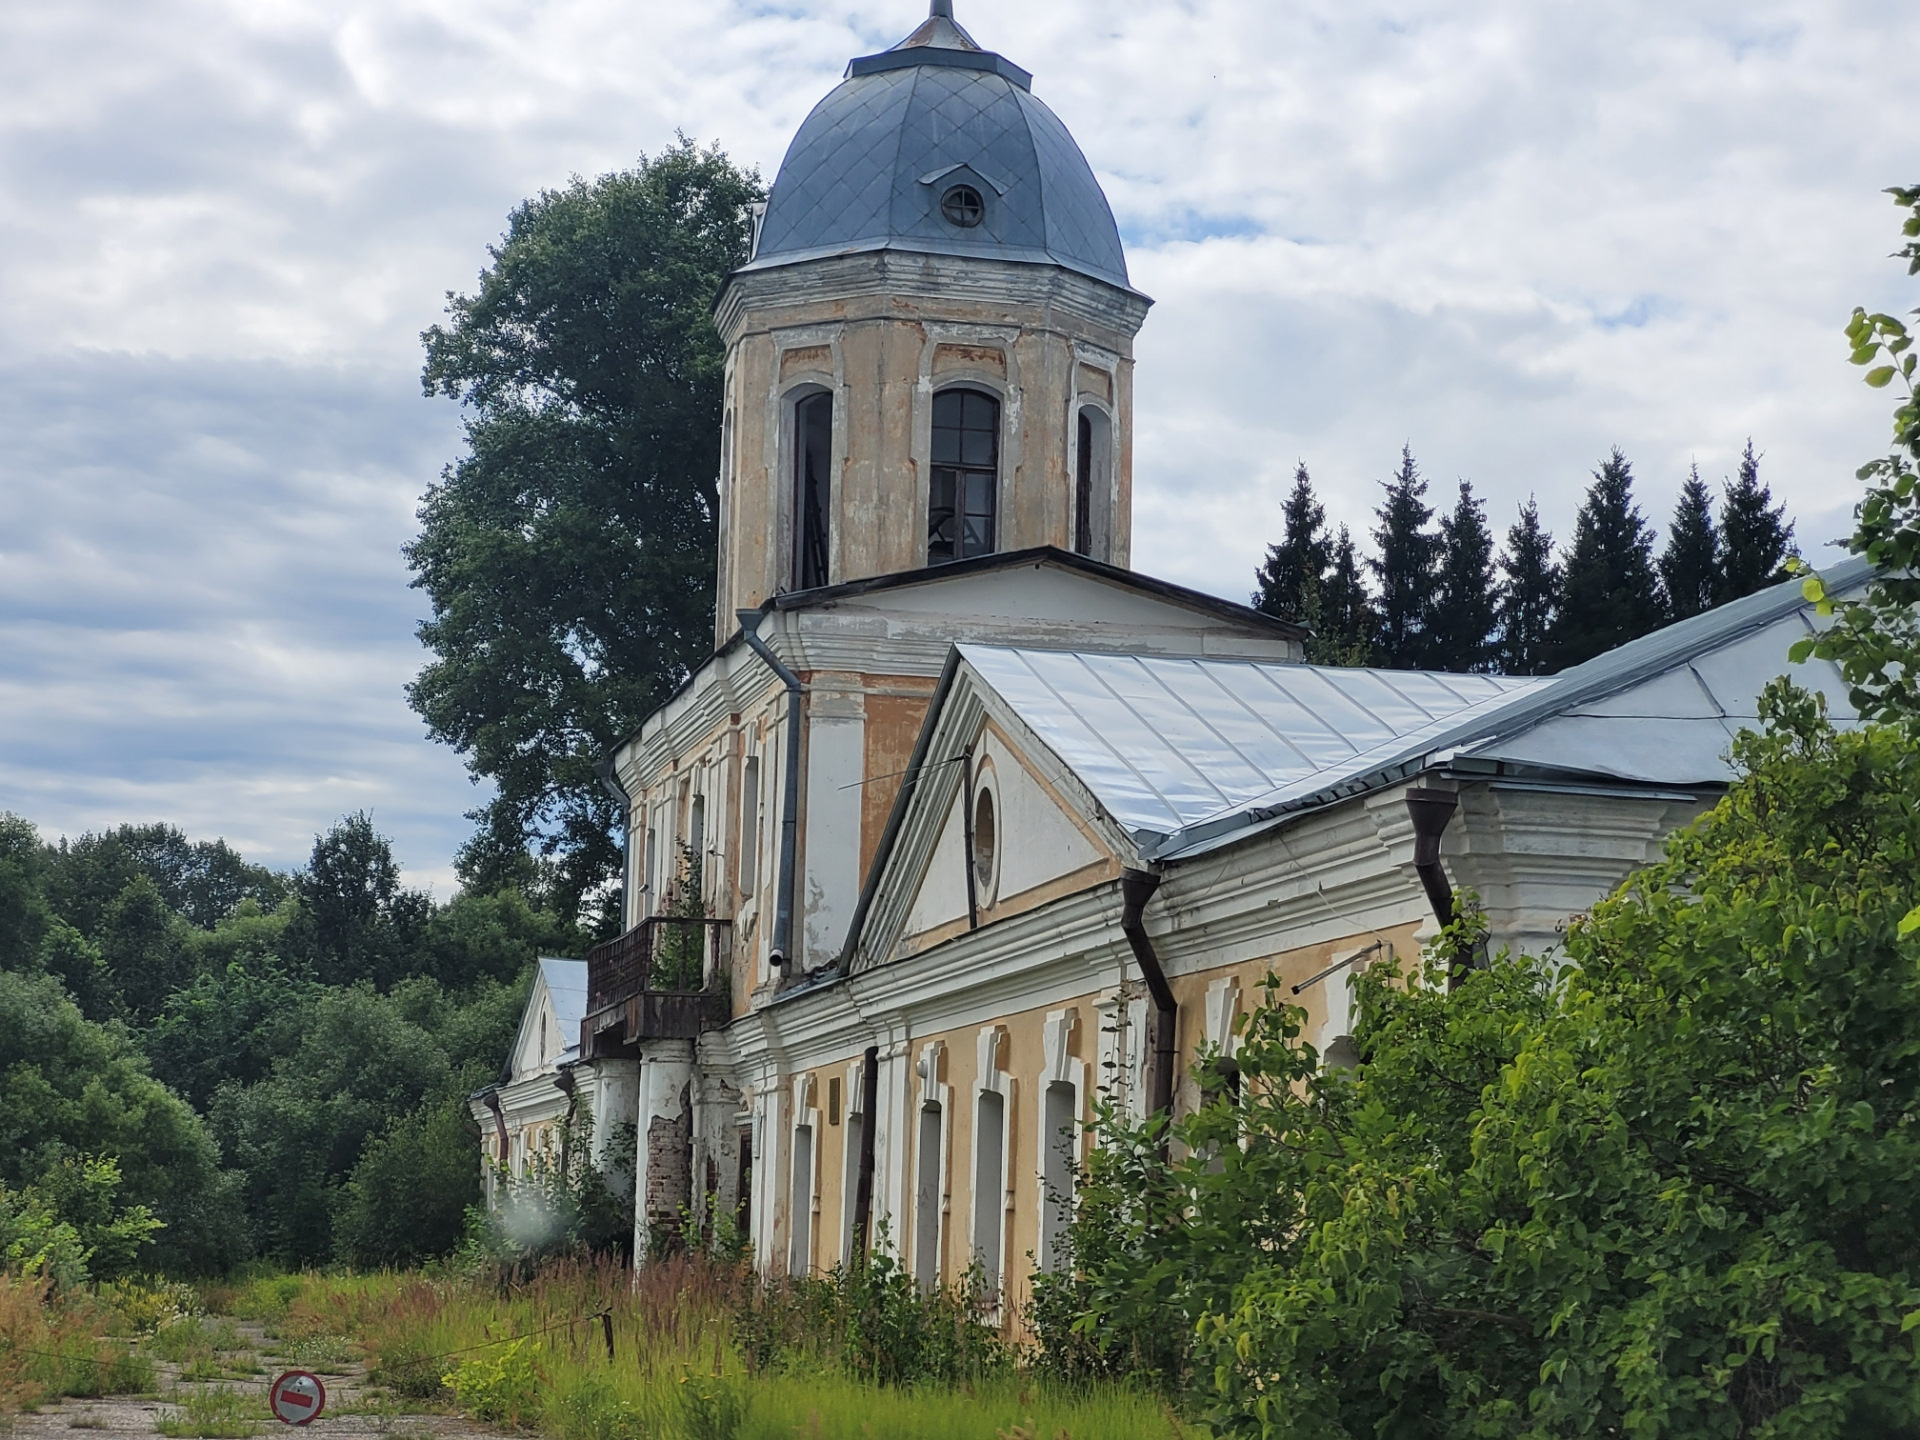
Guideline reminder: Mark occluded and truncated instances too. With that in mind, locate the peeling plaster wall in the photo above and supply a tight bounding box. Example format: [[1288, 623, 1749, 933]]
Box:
[[712, 252, 1149, 646]]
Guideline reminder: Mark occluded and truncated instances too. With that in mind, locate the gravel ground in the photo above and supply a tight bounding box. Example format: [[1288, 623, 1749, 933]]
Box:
[[5, 1321, 490, 1440]]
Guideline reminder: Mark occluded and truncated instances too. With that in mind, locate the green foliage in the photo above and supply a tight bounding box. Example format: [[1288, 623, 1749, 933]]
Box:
[[1795, 184, 1920, 726], [461, 1108, 636, 1273], [1716, 438, 1795, 602], [1430, 479, 1497, 672], [0, 812, 52, 975], [1041, 684, 1920, 1436], [1253, 463, 1331, 628], [332, 1096, 481, 1268], [1552, 445, 1664, 668], [209, 983, 455, 1266], [284, 812, 433, 989], [1659, 462, 1719, 621], [155, 1383, 258, 1437], [443, 1337, 543, 1425], [675, 1369, 748, 1440], [1311, 525, 1377, 666], [0, 969, 244, 1275], [1494, 497, 1559, 674], [734, 1238, 1009, 1389], [1369, 445, 1439, 667], [409, 139, 764, 930], [0, 1176, 91, 1287]]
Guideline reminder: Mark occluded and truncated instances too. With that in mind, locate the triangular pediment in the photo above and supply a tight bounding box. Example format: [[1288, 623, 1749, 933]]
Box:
[[849, 654, 1135, 970]]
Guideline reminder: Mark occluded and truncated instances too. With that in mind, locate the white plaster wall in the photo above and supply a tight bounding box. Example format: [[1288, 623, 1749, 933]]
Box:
[[902, 791, 970, 940], [802, 704, 866, 968], [977, 733, 1100, 902]]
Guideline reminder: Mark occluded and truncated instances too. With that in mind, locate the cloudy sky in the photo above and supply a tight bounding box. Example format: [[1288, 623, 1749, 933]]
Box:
[[1, 0, 1912, 886]]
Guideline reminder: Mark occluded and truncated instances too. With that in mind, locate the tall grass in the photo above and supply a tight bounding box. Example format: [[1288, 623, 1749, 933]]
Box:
[[222, 1258, 1182, 1440], [0, 1273, 155, 1410]]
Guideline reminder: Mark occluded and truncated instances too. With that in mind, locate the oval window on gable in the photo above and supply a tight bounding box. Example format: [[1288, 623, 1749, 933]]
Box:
[[971, 786, 997, 898]]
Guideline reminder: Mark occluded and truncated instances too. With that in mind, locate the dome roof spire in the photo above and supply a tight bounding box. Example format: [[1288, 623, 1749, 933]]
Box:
[[893, 0, 981, 52]]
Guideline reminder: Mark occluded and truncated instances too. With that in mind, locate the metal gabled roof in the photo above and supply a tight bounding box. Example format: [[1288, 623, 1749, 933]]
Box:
[[957, 645, 1548, 840], [955, 558, 1874, 862]]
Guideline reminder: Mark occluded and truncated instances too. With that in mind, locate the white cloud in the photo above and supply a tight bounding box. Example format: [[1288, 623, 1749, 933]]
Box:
[[0, 0, 1911, 877]]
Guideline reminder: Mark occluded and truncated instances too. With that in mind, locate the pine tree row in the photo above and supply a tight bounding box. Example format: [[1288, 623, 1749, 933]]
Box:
[[1251, 441, 1795, 674]]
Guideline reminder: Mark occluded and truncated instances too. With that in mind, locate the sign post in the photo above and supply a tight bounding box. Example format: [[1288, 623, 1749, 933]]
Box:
[[270, 1370, 326, 1426]]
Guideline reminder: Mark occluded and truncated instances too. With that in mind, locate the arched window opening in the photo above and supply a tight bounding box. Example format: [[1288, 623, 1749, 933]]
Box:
[[1039, 1080, 1076, 1272], [914, 1100, 944, 1287], [972, 1090, 1005, 1295], [929, 389, 999, 564], [794, 391, 833, 590], [788, 1120, 814, 1276], [1074, 405, 1111, 558], [738, 756, 761, 900]]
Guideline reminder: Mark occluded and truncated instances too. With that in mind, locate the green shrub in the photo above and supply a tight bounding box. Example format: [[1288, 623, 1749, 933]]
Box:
[[442, 1338, 542, 1425]]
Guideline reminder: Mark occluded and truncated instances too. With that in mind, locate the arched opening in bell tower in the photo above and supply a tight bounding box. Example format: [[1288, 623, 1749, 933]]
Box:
[[793, 389, 833, 590], [1073, 404, 1112, 558], [928, 387, 1000, 565]]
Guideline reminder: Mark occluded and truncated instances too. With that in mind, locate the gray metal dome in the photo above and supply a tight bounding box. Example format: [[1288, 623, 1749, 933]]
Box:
[[742, 4, 1132, 290]]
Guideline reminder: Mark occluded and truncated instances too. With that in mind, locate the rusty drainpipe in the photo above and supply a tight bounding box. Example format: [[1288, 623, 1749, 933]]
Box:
[[482, 1087, 509, 1166], [554, 1064, 579, 1173], [1118, 869, 1176, 1127], [1403, 787, 1465, 988]]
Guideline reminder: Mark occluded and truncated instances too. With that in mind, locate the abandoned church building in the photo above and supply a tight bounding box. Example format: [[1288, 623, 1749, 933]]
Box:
[[471, 1, 1868, 1315]]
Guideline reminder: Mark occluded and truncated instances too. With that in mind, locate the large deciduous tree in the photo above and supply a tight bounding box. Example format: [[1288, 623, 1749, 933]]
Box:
[[408, 141, 763, 929], [1552, 447, 1663, 668]]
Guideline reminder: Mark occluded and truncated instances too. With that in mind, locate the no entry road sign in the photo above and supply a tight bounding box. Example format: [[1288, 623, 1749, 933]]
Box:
[[270, 1370, 326, 1426]]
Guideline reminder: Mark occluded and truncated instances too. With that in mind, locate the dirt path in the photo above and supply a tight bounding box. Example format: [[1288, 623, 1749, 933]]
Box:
[[8, 1321, 490, 1440]]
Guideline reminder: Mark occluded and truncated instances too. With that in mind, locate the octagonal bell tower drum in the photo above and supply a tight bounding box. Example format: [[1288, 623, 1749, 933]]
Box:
[[711, 1, 1152, 645]]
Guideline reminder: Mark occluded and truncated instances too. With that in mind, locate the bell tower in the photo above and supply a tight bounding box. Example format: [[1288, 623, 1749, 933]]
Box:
[[711, 1, 1152, 646]]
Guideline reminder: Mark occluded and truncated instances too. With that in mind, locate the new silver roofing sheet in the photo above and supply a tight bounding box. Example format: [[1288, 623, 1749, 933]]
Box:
[[956, 646, 1549, 838], [538, 956, 588, 1040]]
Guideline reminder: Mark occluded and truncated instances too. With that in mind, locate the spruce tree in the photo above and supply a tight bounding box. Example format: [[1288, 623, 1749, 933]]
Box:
[[1716, 439, 1795, 602], [1368, 445, 1440, 668], [1552, 447, 1664, 668], [1495, 497, 1560, 674], [1310, 525, 1377, 666], [1252, 463, 1331, 625], [1658, 463, 1719, 621], [1430, 480, 1497, 672]]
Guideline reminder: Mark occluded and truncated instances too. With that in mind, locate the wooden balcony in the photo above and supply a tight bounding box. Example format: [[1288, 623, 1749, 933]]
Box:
[[581, 916, 732, 1056]]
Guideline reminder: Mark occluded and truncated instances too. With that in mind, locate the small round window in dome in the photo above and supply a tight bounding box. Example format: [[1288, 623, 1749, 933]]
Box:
[[941, 184, 986, 229], [971, 787, 997, 895]]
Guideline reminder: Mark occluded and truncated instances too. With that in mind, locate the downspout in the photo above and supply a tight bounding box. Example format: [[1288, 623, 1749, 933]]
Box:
[[1403, 787, 1465, 988], [737, 609, 803, 970], [1118, 869, 1176, 1125], [850, 1045, 880, 1254], [554, 1064, 579, 1174], [482, 1087, 509, 1164]]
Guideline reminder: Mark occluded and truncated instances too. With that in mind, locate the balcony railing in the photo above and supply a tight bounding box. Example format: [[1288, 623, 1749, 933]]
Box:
[[582, 915, 731, 1053]]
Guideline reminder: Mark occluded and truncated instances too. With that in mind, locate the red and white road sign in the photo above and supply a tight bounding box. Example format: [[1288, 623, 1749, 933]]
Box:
[[270, 1370, 326, 1426]]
